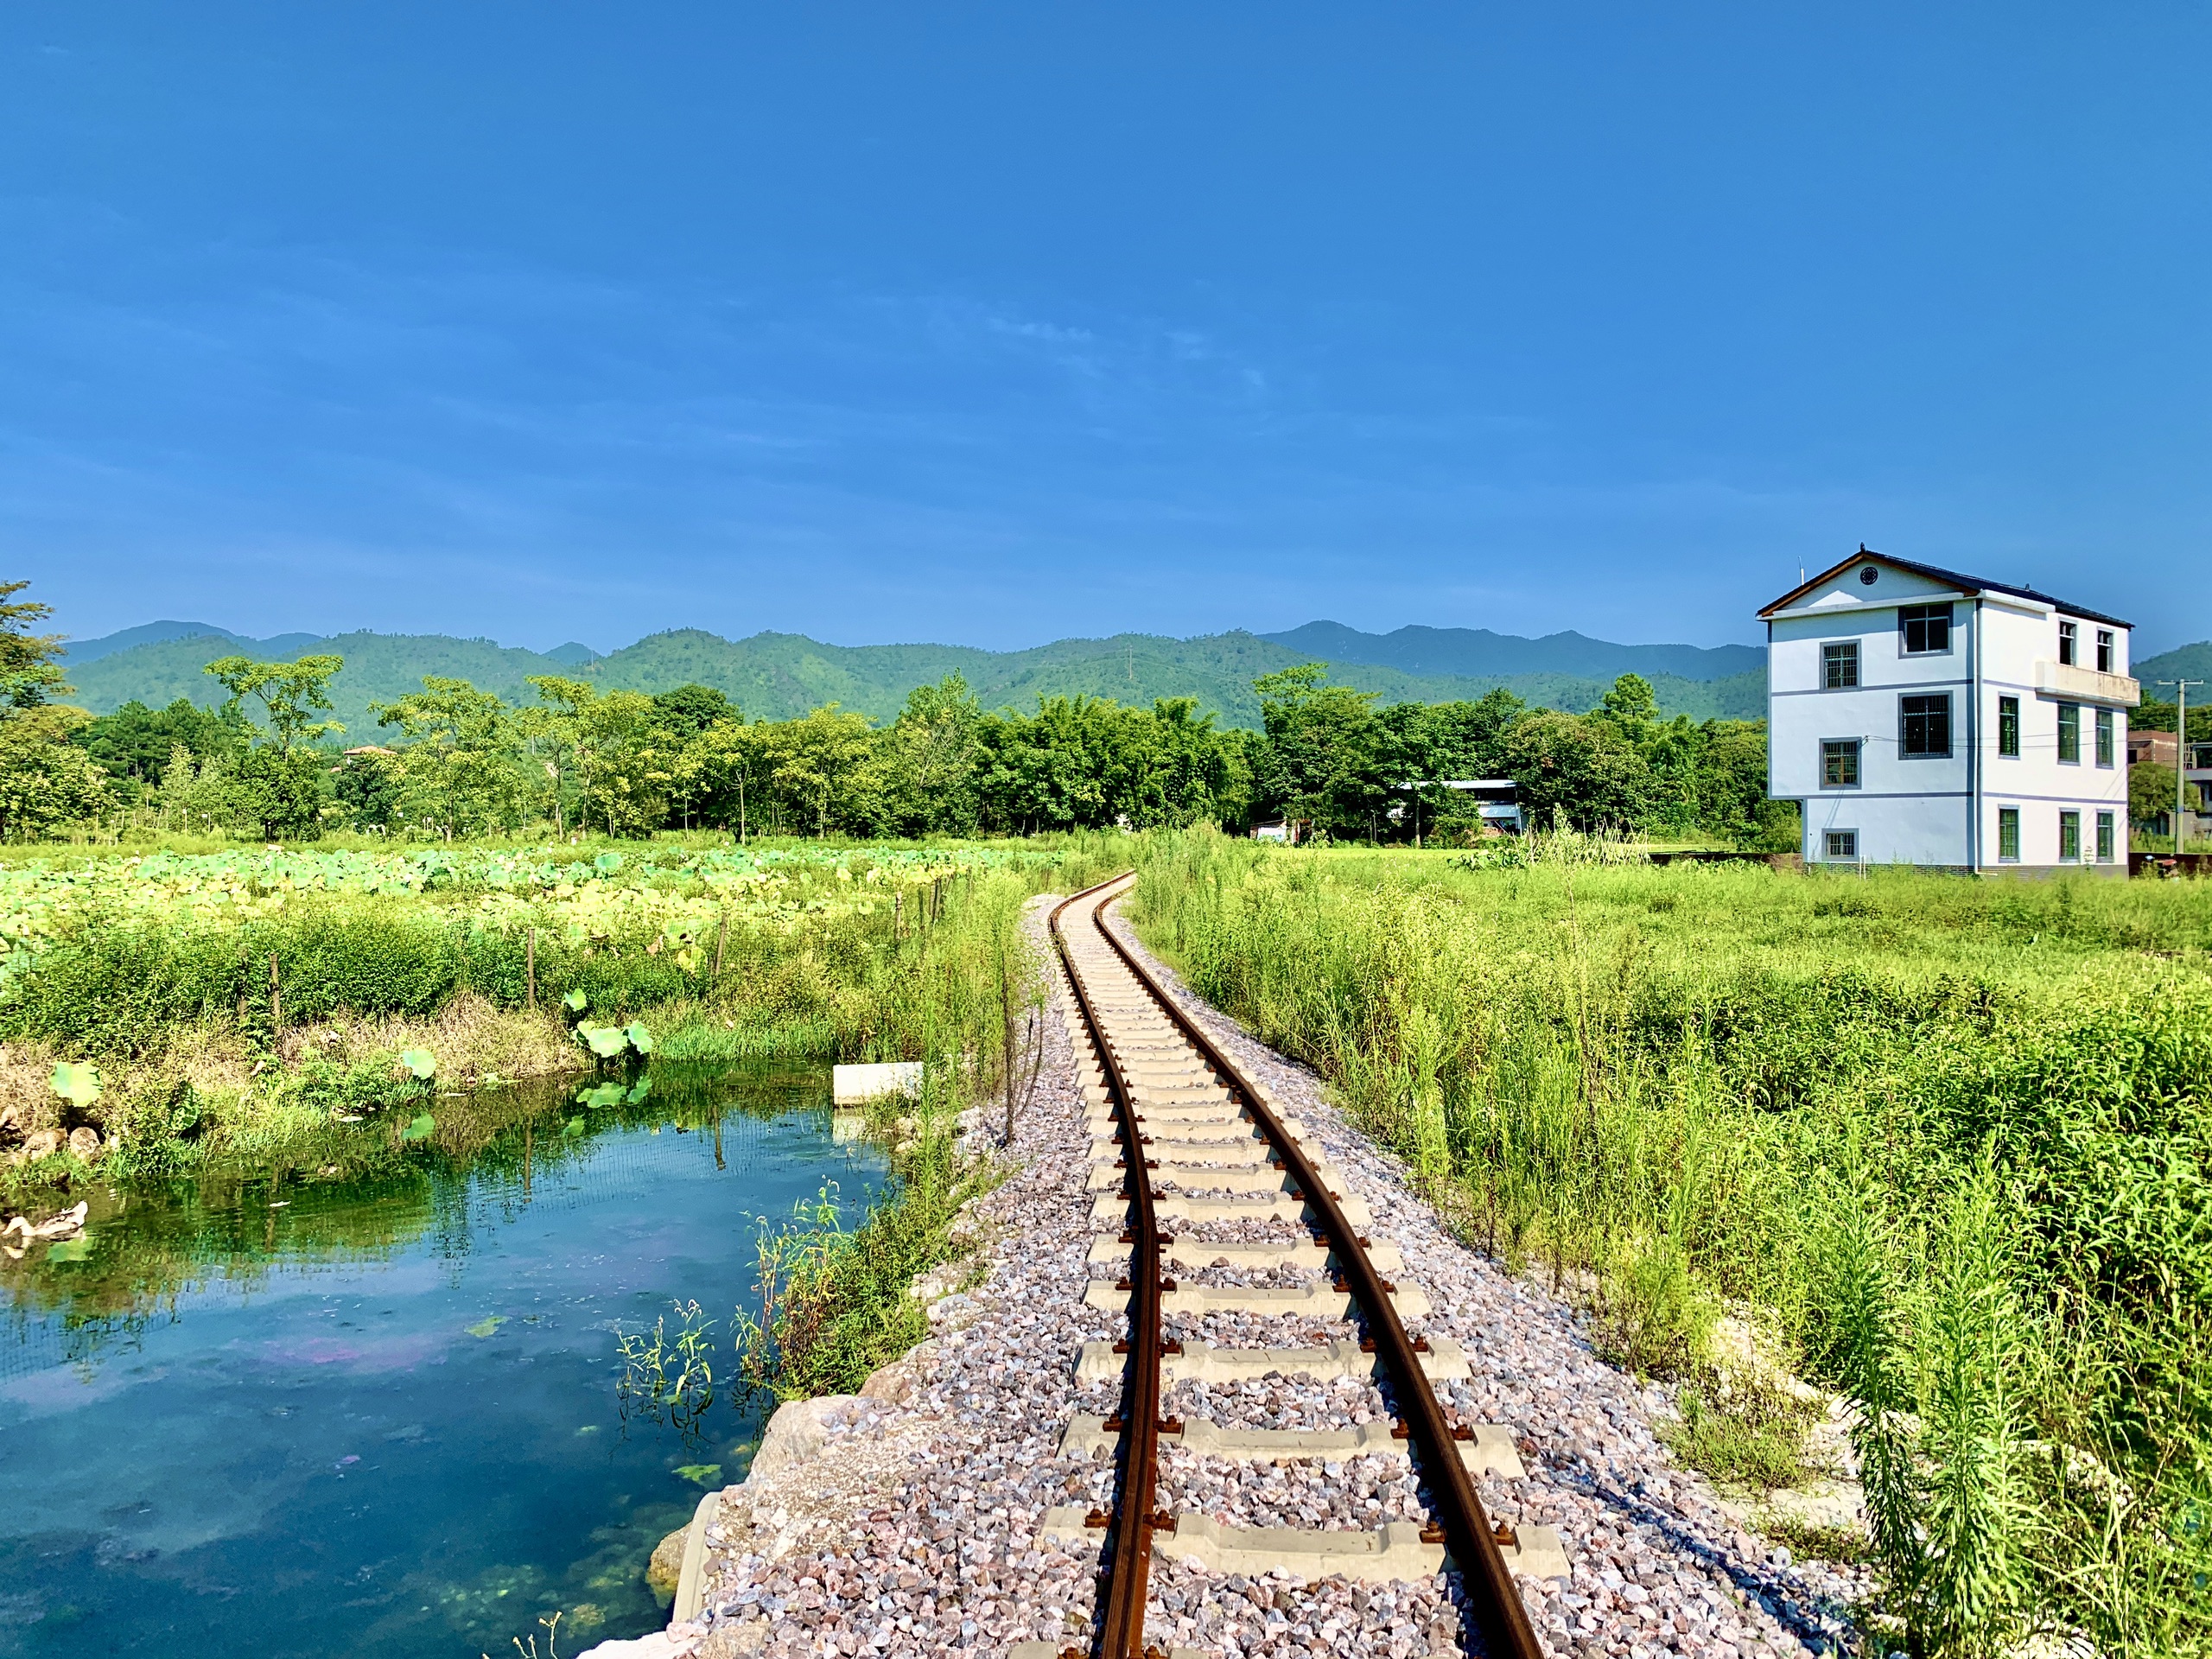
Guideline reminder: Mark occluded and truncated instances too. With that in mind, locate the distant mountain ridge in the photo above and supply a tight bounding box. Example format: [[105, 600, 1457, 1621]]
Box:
[[60, 620, 1772, 734], [1260, 622, 1762, 683]]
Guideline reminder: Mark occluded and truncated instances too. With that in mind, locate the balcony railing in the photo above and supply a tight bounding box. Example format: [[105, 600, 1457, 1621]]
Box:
[[2034, 659, 2141, 708]]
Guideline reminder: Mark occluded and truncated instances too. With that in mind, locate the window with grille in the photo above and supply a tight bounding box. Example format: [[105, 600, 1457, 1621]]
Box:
[[1824, 830, 1858, 860], [2058, 703, 2080, 764], [1900, 604, 1953, 655], [1821, 739, 1860, 788], [2059, 620, 2078, 666], [1900, 693, 1952, 757], [1998, 696, 2020, 757], [1821, 641, 1859, 689], [2095, 708, 2113, 768], [2059, 810, 2081, 862], [1998, 808, 2020, 862]]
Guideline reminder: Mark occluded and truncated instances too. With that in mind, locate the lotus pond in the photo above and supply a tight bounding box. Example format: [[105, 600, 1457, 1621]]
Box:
[[0, 1064, 884, 1657]]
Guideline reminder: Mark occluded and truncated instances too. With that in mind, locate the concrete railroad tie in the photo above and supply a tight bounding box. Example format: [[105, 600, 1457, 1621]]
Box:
[[1029, 1507, 1572, 1586], [1084, 1235, 1407, 1273], [1090, 1191, 1378, 1229], [1074, 1335, 1474, 1384], [1058, 1410, 1528, 1478], [1081, 1275, 1434, 1319]]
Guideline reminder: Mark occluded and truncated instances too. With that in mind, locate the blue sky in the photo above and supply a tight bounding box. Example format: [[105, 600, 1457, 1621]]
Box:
[[6, 4, 2209, 656]]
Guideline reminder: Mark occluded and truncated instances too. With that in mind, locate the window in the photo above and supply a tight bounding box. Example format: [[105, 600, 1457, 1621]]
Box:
[[1824, 830, 1859, 860], [2059, 620, 2078, 666], [2097, 811, 2114, 862], [1998, 807, 2020, 862], [2059, 810, 2081, 862], [2095, 707, 2114, 768], [1821, 640, 1859, 689], [1900, 603, 1953, 655], [1821, 739, 1861, 787], [1900, 693, 1952, 757], [1998, 696, 2020, 758], [2096, 629, 2114, 673], [2057, 702, 2081, 764]]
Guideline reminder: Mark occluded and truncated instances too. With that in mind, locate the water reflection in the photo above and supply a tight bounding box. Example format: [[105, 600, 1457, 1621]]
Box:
[[0, 1061, 875, 1658]]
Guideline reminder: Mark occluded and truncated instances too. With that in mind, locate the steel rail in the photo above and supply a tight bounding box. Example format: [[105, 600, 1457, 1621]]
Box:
[[1085, 885, 1547, 1659], [1049, 874, 1163, 1659]]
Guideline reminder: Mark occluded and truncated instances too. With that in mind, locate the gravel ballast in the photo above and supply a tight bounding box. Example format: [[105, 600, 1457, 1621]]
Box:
[[624, 893, 1868, 1659]]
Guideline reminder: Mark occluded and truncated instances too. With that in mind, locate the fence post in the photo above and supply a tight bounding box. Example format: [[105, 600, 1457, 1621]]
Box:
[[526, 926, 537, 1011]]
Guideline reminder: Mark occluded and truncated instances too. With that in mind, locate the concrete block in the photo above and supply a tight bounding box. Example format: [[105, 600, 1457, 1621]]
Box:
[[831, 1061, 922, 1105]]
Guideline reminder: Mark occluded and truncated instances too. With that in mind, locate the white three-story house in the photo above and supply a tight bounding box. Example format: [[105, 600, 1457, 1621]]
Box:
[[1761, 550, 2139, 872]]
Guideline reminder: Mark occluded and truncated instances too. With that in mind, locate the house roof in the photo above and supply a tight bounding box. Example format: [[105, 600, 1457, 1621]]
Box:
[[1758, 549, 2133, 629]]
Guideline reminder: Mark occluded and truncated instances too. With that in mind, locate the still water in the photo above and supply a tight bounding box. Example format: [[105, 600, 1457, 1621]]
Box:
[[0, 1065, 881, 1658]]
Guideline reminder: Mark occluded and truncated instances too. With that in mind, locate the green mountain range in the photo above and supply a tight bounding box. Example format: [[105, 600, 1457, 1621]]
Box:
[[60, 620, 1782, 735]]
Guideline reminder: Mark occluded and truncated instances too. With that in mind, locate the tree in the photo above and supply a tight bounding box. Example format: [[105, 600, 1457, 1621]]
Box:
[[1498, 709, 1656, 830], [0, 580, 113, 839], [1251, 664, 1387, 839], [650, 683, 739, 743], [203, 653, 345, 839], [205, 654, 346, 755], [760, 705, 881, 836], [577, 690, 677, 838], [519, 675, 594, 836], [2130, 760, 2177, 831], [881, 674, 982, 836], [372, 677, 526, 838], [73, 698, 246, 790]]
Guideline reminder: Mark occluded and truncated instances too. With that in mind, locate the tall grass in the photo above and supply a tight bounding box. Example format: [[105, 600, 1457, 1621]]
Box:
[[1133, 829, 2212, 1656]]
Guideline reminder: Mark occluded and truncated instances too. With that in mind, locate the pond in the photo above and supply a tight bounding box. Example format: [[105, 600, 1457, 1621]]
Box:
[[0, 1065, 883, 1658]]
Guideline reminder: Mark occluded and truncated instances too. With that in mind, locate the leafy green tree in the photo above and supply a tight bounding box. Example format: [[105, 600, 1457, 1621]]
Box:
[[882, 674, 982, 835], [1498, 709, 1656, 830], [73, 697, 245, 790], [760, 705, 881, 836], [0, 580, 113, 840], [519, 675, 595, 836], [2130, 760, 2177, 831], [372, 677, 526, 838], [650, 683, 739, 743], [682, 715, 771, 841], [205, 654, 346, 754], [201, 652, 346, 839], [334, 747, 404, 830], [576, 690, 677, 838], [1251, 664, 1388, 839]]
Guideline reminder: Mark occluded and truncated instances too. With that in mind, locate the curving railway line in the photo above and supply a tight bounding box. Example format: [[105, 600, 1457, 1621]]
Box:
[[1023, 872, 1566, 1659]]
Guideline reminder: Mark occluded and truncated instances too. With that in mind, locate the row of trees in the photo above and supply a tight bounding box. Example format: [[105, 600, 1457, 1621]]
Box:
[[9, 580, 1787, 845]]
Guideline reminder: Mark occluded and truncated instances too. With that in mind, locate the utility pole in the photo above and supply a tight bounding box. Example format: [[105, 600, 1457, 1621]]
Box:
[[2156, 679, 2203, 854]]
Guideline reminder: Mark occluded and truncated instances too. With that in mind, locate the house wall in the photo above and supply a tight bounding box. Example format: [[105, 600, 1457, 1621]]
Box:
[[1765, 560, 2133, 872]]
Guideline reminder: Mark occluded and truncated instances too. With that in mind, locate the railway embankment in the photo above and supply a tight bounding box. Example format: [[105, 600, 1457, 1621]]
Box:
[[602, 887, 1866, 1659]]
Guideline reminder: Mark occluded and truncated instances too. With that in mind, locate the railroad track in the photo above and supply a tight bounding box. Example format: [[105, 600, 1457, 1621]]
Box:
[[1019, 873, 1562, 1659]]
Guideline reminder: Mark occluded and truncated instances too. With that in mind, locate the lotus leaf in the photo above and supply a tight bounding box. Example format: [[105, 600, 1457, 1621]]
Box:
[[624, 1022, 654, 1055], [563, 988, 589, 1014], [401, 1114, 436, 1141], [562, 1116, 587, 1137], [399, 1046, 436, 1080], [577, 1082, 625, 1109], [626, 1077, 652, 1105], [50, 1061, 101, 1108], [582, 1026, 630, 1059]]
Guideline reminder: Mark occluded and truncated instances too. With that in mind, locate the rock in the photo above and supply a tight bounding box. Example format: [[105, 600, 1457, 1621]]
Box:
[[22, 1129, 60, 1160], [700, 1621, 768, 1657], [646, 1523, 688, 1602], [747, 1395, 861, 1483], [67, 1127, 101, 1160]]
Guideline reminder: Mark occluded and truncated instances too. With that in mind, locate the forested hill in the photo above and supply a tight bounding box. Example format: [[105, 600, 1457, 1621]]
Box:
[[62, 621, 1769, 734]]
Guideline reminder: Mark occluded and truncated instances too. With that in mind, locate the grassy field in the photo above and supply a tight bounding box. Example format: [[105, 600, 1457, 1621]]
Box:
[[1133, 830, 2212, 1658]]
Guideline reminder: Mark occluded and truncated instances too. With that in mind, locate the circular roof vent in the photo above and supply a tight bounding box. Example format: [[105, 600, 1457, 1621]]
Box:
[[1859, 565, 1879, 586]]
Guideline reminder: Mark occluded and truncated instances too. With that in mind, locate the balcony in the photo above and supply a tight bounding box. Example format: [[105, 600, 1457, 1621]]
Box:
[[2034, 659, 2140, 708]]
